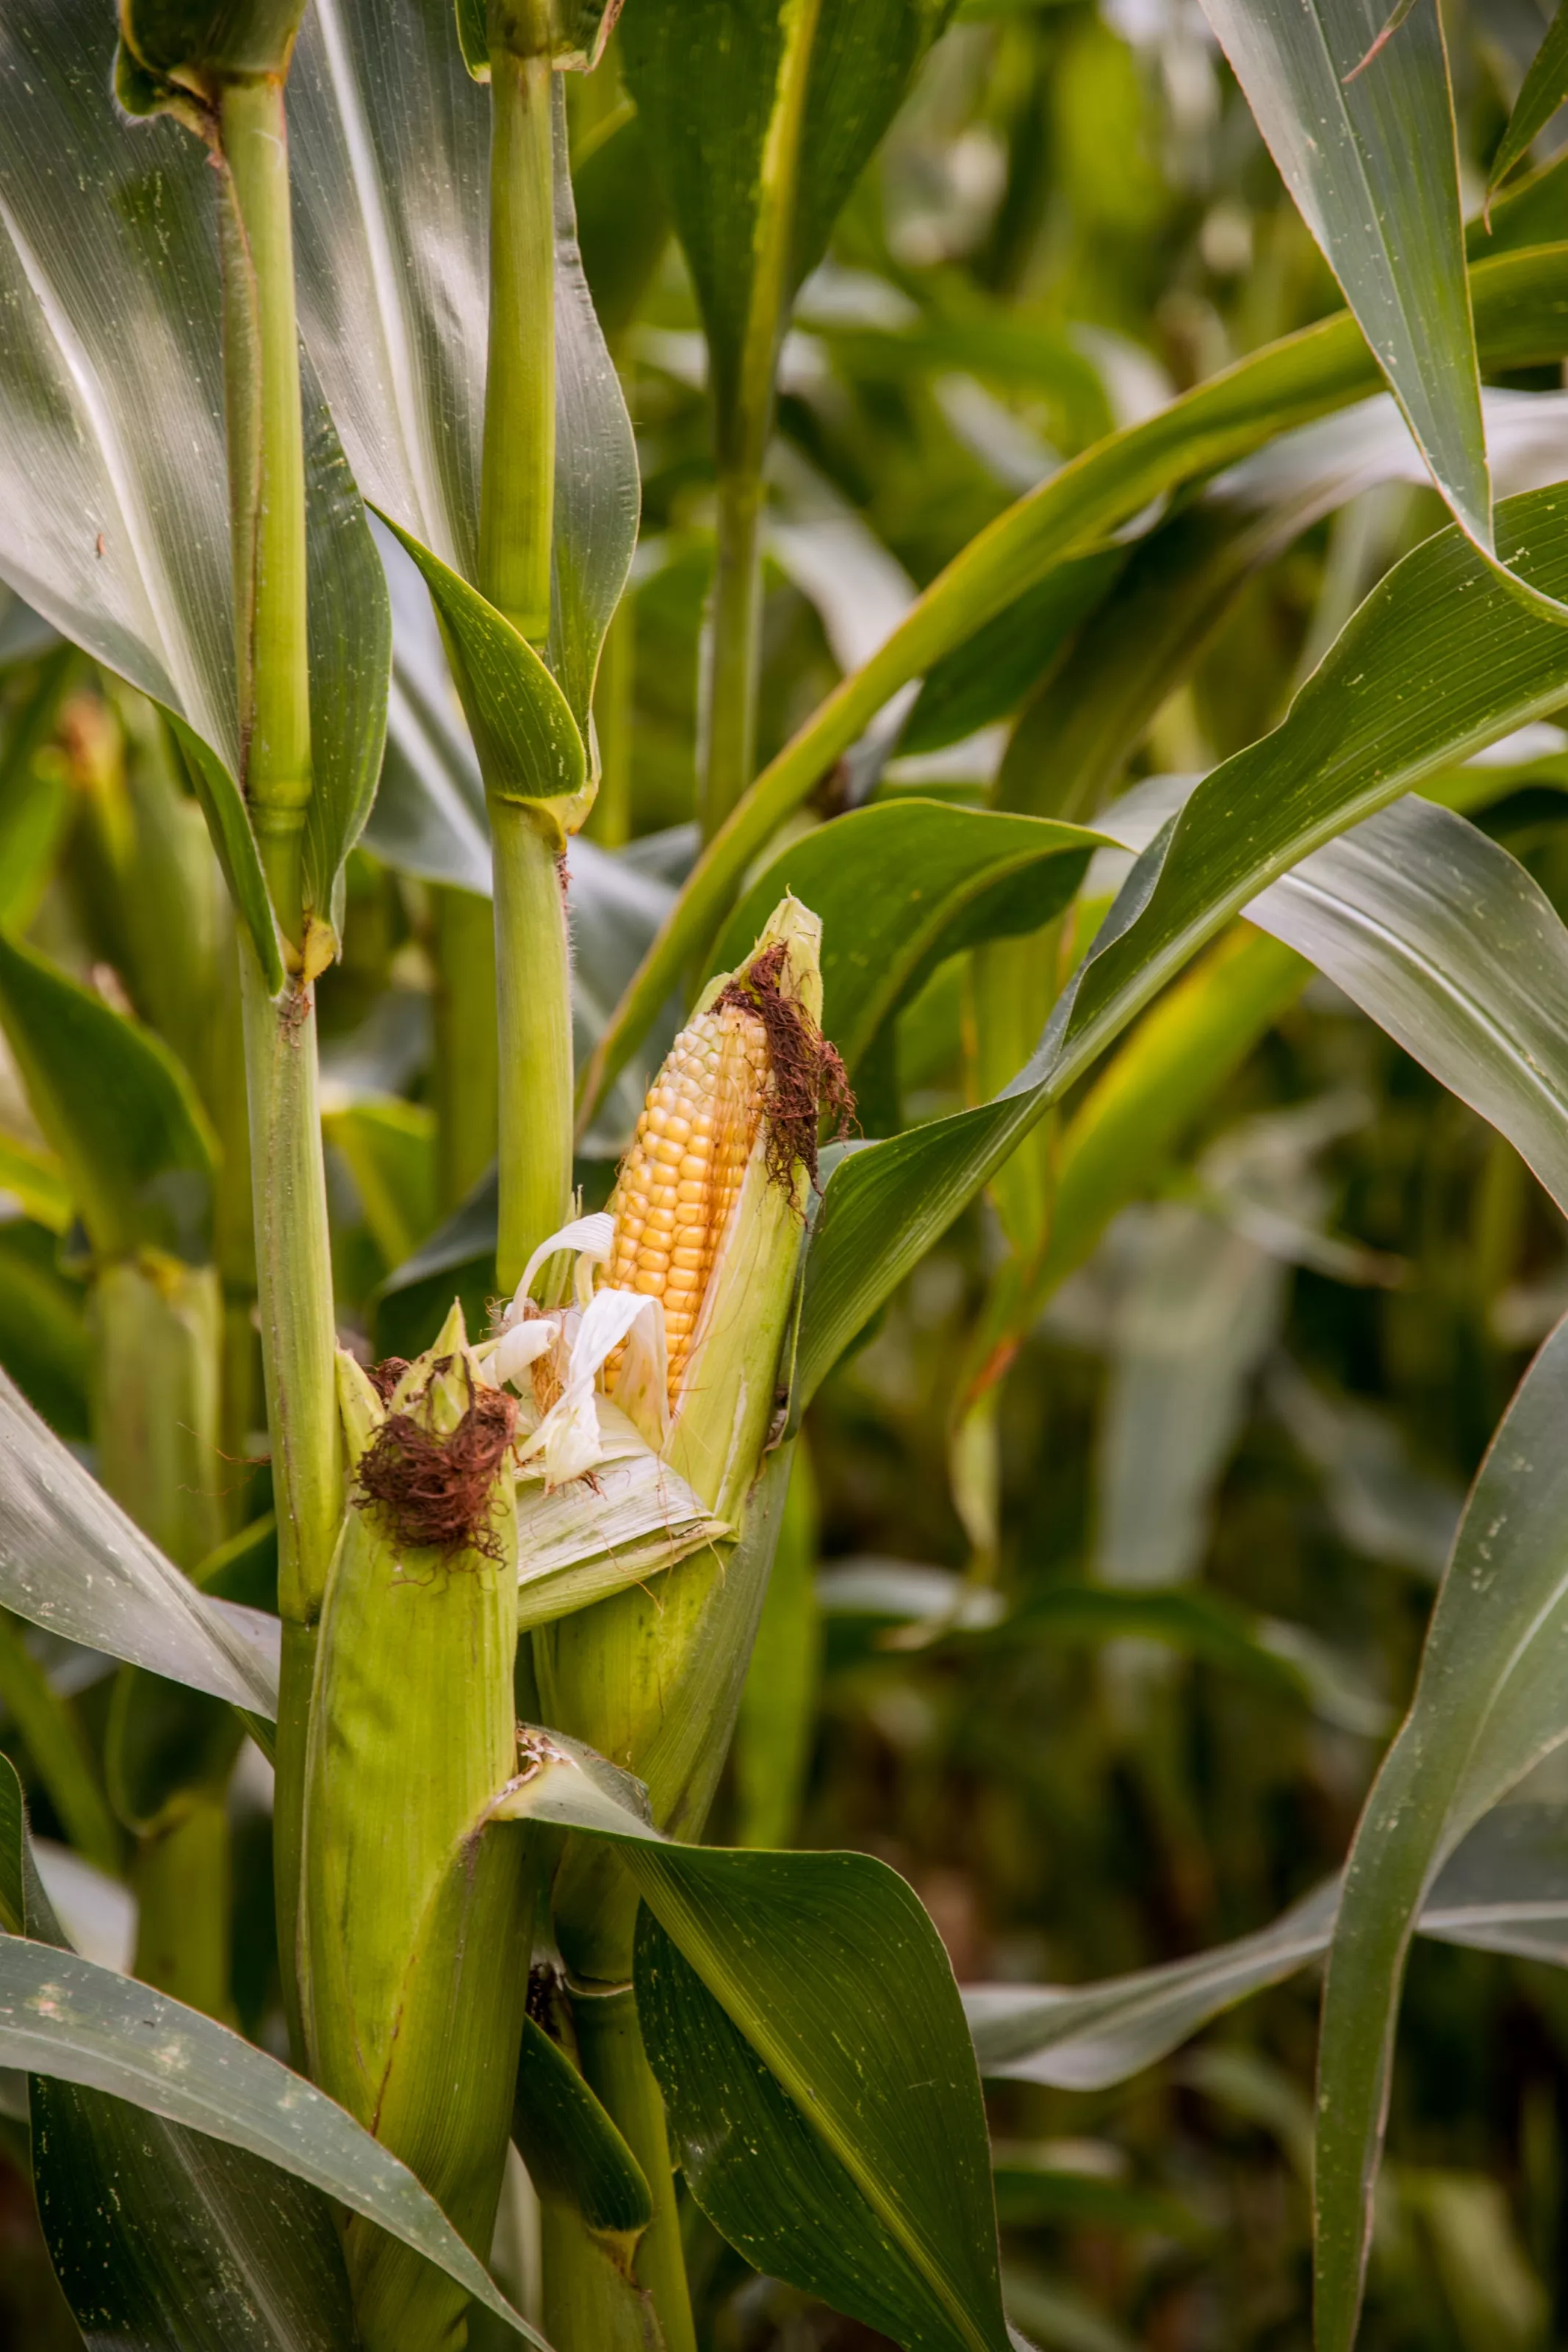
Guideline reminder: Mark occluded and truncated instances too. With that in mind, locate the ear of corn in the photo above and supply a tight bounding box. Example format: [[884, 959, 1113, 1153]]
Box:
[[538, 897, 832, 1979], [299, 1302, 533, 2352]]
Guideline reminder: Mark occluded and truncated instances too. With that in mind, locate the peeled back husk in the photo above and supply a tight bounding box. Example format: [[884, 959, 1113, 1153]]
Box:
[[298, 1303, 532, 2351]]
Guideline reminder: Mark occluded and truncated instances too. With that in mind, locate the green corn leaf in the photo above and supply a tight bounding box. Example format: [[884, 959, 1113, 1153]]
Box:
[[1101, 782, 1568, 1220], [621, 0, 953, 472], [0, 1366, 279, 1717], [322, 1096, 436, 1272], [1487, 1, 1568, 203], [1, 1753, 361, 2352], [376, 514, 588, 818], [0, 1224, 89, 1436], [0, 1614, 119, 1874], [0, 0, 389, 987], [791, 481, 1568, 1416], [577, 241, 1568, 1126], [573, 105, 669, 350], [1315, 1313, 1568, 2351], [734, 1444, 819, 1851], [0, 932, 215, 1265], [511, 2014, 652, 2240], [709, 802, 1104, 1072], [1198, 0, 1490, 552], [964, 1775, 1568, 2099], [901, 551, 1126, 760], [497, 1736, 1013, 2352], [638, 1906, 1001, 2352], [290, 5, 637, 741], [0, 1755, 550, 2350]]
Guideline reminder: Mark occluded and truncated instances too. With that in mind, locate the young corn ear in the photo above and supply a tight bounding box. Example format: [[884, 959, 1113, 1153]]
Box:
[[538, 896, 847, 1978], [298, 1303, 533, 2352]]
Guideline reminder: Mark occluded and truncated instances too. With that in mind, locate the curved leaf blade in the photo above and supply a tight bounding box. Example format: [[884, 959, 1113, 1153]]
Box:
[[0, 1758, 360, 2352], [639, 1907, 989, 2352], [1198, 0, 1489, 547], [0, 1367, 279, 1717], [500, 1738, 1011, 2352], [791, 482, 1568, 1413], [378, 514, 586, 810], [1248, 794, 1568, 1216], [1315, 1313, 1568, 2351], [0, 931, 215, 1264], [0, 1941, 549, 2347], [711, 802, 1103, 1070], [1489, 1, 1568, 201]]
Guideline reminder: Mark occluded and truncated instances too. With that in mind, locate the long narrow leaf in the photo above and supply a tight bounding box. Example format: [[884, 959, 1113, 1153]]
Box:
[[1198, 0, 1489, 547]]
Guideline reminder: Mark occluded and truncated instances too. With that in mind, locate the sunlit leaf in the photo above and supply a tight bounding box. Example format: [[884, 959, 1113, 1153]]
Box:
[[0, 0, 389, 984], [579, 243, 1568, 1123]]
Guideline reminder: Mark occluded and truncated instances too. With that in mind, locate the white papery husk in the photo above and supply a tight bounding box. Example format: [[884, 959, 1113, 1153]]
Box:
[[480, 1216, 727, 1625]]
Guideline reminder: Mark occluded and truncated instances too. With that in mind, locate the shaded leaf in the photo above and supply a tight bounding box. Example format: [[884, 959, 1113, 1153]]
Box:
[[0, 1614, 119, 1874], [0, 932, 215, 1264], [511, 2014, 652, 2237], [0, 1755, 360, 2352], [0, 1760, 547, 2348]]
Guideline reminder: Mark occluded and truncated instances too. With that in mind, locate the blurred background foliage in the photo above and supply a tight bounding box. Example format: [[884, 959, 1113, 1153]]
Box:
[[6, 0, 1568, 2345]]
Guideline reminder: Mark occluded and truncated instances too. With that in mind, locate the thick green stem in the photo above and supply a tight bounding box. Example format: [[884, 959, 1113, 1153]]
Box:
[[219, 75, 313, 960], [478, 10, 572, 1292], [239, 939, 340, 2033], [480, 12, 556, 644], [431, 882, 501, 1214], [572, 1985, 697, 2352], [492, 802, 573, 1296], [699, 472, 764, 838], [697, 0, 821, 839]]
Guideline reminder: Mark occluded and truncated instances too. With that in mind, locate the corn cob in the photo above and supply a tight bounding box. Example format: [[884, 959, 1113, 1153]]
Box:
[[602, 1003, 769, 1398], [539, 899, 849, 1950]]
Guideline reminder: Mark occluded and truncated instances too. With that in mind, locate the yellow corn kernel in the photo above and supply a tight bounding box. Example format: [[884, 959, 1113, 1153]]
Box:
[[603, 1002, 769, 1398]]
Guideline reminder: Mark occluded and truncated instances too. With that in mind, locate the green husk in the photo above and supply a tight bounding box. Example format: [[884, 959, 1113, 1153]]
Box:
[[536, 899, 828, 1969], [299, 1304, 533, 2351]]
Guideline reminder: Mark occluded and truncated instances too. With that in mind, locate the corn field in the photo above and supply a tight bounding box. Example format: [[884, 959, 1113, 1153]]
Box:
[[7, 0, 1568, 2346]]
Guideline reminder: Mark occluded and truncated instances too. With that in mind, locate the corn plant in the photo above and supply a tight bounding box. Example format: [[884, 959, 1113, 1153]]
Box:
[[4, 0, 1568, 2347]]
